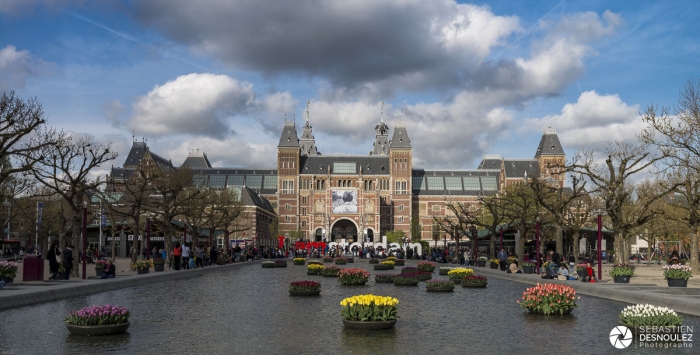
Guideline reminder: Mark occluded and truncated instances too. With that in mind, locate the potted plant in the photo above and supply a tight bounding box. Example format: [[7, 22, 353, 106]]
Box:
[[153, 258, 165, 272], [94, 260, 109, 277], [0, 260, 18, 283], [274, 260, 288, 267], [425, 279, 455, 292], [308, 260, 323, 266], [375, 274, 396, 283], [340, 294, 399, 329], [609, 264, 636, 283], [417, 261, 436, 273], [262, 261, 276, 268], [489, 259, 499, 269], [307, 264, 324, 275], [439, 267, 455, 275], [663, 264, 693, 287], [289, 280, 322, 296], [64, 305, 131, 336], [506, 257, 517, 266], [575, 263, 587, 278], [321, 265, 341, 277], [380, 260, 395, 269], [131, 259, 152, 274], [393, 259, 405, 266], [369, 258, 379, 264], [447, 267, 474, 283], [335, 257, 348, 265], [476, 256, 487, 267], [619, 304, 683, 328], [339, 268, 370, 285], [517, 283, 579, 315], [461, 275, 488, 287], [322, 256, 334, 263], [293, 257, 306, 265], [393, 272, 420, 286], [522, 262, 535, 274]]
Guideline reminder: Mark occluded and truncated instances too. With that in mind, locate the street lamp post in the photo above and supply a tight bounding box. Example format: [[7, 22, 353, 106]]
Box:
[[82, 202, 88, 280], [536, 218, 541, 274], [146, 217, 151, 260], [471, 227, 478, 260], [597, 213, 603, 281], [3, 198, 10, 241]]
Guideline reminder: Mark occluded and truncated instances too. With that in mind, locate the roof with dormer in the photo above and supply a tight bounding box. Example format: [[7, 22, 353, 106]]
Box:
[[503, 159, 540, 179], [390, 125, 411, 149], [278, 121, 300, 148], [535, 128, 565, 157], [182, 151, 212, 168]]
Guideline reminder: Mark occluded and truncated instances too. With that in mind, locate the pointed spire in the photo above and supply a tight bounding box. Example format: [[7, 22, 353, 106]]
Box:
[[306, 101, 310, 123], [380, 101, 384, 123]]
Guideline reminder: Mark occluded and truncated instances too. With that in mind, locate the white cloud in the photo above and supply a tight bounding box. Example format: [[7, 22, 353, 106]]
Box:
[[128, 73, 256, 138], [0, 45, 48, 90], [102, 99, 126, 127], [163, 136, 277, 168], [523, 90, 642, 151]]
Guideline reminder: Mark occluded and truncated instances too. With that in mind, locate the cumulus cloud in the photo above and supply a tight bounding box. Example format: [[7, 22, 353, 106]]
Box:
[[128, 0, 520, 94], [163, 136, 278, 168], [0, 45, 49, 90], [102, 99, 126, 127], [128, 73, 256, 138], [523, 90, 642, 151]]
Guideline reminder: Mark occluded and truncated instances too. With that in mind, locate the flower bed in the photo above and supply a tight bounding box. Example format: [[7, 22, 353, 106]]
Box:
[[321, 265, 341, 277], [339, 268, 370, 285], [663, 264, 693, 281], [290, 280, 321, 292], [401, 266, 419, 274], [307, 264, 324, 275], [262, 261, 276, 268], [447, 268, 474, 282], [609, 264, 636, 278], [335, 257, 348, 265], [462, 275, 488, 287], [517, 283, 578, 315], [64, 305, 130, 326], [425, 279, 454, 289], [0, 260, 19, 279], [322, 256, 334, 263], [439, 267, 456, 275], [393, 272, 420, 285], [619, 304, 683, 327], [340, 294, 399, 322], [417, 261, 436, 272], [375, 274, 396, 283], [293, 258, 306, 265]]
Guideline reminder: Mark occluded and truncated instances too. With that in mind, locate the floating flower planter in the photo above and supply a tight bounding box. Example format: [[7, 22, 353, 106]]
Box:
[[321, 265, 341, 277], [664, 265, 692, 287], [447, 268, 474, 284], [461, 275, 488, 288], [307, 264, 323, 275], [335, 257, 348, 265], [262, 261, 275, 268], [274, 260, 288, 267], [289, 280, 321, 296], [393, 273, 420, 286], [425, 279, 455, 292], [340, 294, 398, 330], [64, 305, 130, 336], [293, 258, 306, 265], [417, 261, 436, 273], [375, 274, 396, 283], [339, 268, 370, 285], [517, 283, 578, 315]]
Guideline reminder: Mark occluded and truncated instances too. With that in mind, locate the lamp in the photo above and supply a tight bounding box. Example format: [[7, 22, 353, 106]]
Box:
[[535, 217, 540, 274]]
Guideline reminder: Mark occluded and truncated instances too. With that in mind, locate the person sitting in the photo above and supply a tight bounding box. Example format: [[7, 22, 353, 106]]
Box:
[[582, 262, 597, 282], [557, 264, 569, 280], [541, 264, 555, 279], [668, 257, 681, 265], [507, 263, 522, 274], [100, 260, 116, 279]]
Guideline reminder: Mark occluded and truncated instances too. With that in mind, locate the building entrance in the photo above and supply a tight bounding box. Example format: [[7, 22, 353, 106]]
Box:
[[330, 219, 357, 242]]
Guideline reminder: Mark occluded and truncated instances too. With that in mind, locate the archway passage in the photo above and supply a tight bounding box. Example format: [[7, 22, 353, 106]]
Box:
[[331, 219, 357, 242], [315, 228, 323, 242], [366, 229, 375, 243]]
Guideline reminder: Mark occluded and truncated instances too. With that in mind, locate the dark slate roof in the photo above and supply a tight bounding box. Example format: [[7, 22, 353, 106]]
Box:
[[411, 169, 500, 196], [150, 151, 174, 171], [535, 129, 565, 157], [477, 156, 502, 170], [503, 159, 540, 179], [299, 155, 391, 175], [182, 153, 212, 168], [123, 141, 148, 168], [110, 167, 136, 181], [236, 186, 276, 214], [390, 125, 411, 149], [299, 119, 319, 156], [278, 121, 299, 148], [371, 121, 390, 155]]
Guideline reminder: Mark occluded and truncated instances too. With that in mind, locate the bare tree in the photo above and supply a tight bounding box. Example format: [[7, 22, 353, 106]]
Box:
[[28, 135, 117, 277], [0, 91, 62, 186], [641, 79, 700, 272], [500, 183, 544, 266], [570, 141, 676, 264]]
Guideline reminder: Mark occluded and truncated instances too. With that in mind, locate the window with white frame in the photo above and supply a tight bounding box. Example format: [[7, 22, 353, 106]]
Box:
[[282, 180, 295, 194], [395, 180, 407, 194]]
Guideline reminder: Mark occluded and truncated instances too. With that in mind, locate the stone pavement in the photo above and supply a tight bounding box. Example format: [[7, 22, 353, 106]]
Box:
[[471, 262, 700, 317], [0, 256, 259, 311]]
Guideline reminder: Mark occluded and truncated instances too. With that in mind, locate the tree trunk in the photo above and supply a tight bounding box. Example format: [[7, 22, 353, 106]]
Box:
[[572, 231, 580, 266], [110, 227, 116, 262], [554, 223, 563, 256], [691, 228, 699, 275], [72, 209, 81, 278], [614, 231, 624, 265], [164, 224, 173, 265], [489, 230, 495, 259]]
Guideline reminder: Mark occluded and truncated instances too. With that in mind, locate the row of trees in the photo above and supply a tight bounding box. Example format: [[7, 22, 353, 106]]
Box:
[[1, 91, 250, 277], [432, 79, 700, 274]]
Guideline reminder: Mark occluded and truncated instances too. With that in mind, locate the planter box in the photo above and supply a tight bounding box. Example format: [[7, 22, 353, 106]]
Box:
[[490, 263, 498, 269], [462, 282, 487, 288], [0, 276, 14, 284], [307, 271, 321, 275], [95, 268, 103, 277], [65, 322, 130, 336], [375, 277, 395, 283], [577, 270, 586, 278], [289, 290, 321, 296], [262, 263, 275, 268], [393, 260, 405, 266], [154, 264, 165, 272], [667, 278, 688, 287], [426, 286, 454, 292], [418, 273, 432, 281], [137, 268, 149, 275], [342, 319, 396, 330], [613, 275, 631, 283], [522, 266, 534, 274], [477, 261, 486, 267]]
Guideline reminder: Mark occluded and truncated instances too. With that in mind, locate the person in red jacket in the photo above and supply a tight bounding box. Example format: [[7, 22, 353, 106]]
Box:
[[173, 243, 182, 270], [584, 262, 596, 282]]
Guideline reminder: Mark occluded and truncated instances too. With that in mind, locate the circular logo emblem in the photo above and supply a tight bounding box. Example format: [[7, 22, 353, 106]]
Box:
[[610, 326, 633, 349]]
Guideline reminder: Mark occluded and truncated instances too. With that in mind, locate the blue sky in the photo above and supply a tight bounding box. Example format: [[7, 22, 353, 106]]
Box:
[[1, 0, 699, 177]]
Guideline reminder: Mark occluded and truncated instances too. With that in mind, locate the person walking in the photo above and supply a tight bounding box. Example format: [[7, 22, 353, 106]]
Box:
[[195, 245, 204, 268], [62, 245, 74, 280], [47, 241, 61, 280], [497, 248, 508, 271], [210, 247, 218, 265]]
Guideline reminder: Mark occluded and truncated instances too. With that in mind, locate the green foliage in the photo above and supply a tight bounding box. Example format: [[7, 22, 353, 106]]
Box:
[[385, 230, 406, 244]]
